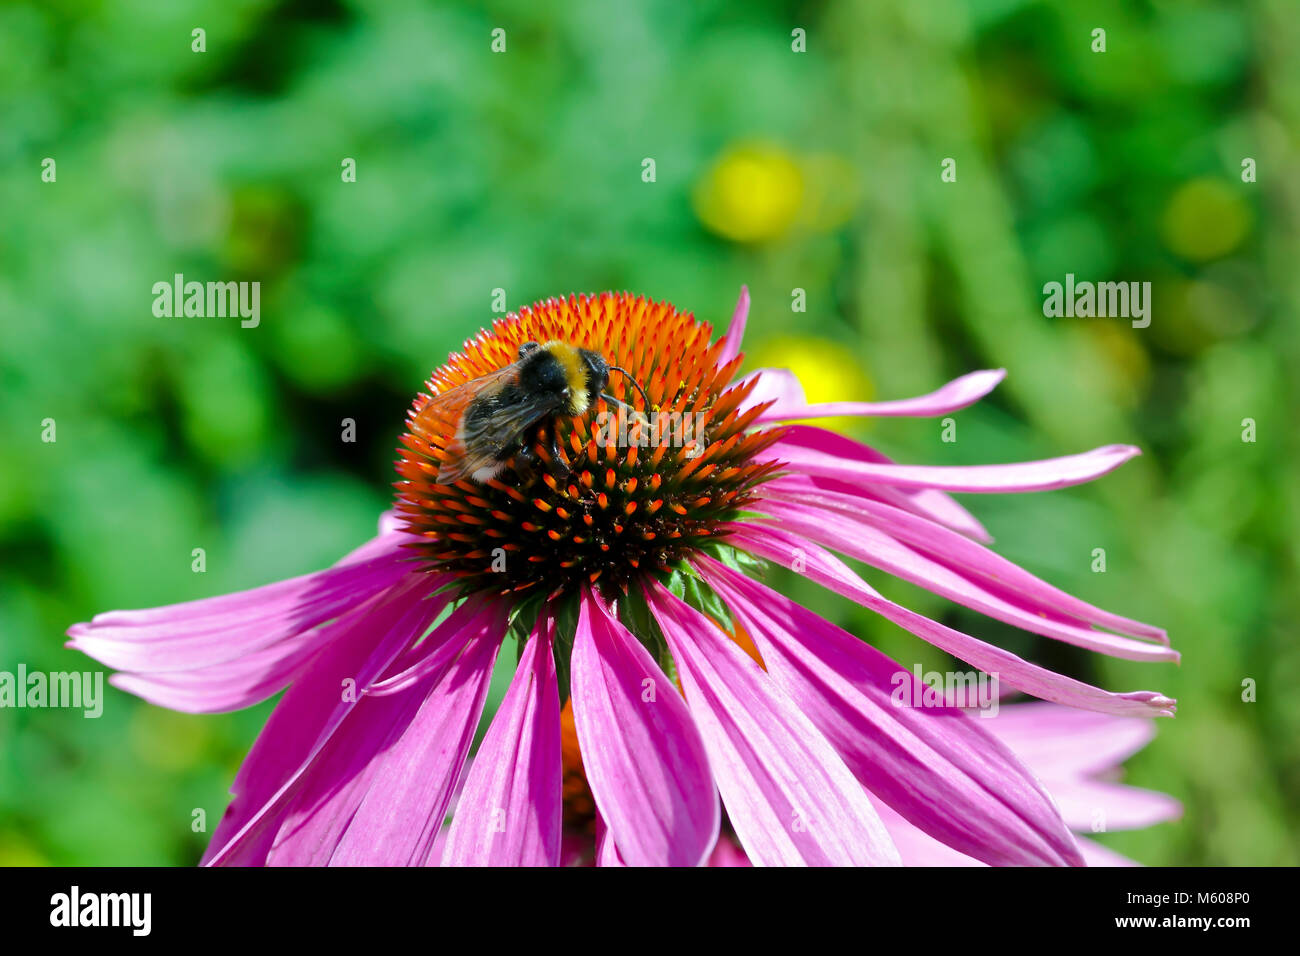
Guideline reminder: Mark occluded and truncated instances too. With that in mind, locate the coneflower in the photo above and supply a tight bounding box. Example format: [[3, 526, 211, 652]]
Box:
[[68, 289, 1176, 867]]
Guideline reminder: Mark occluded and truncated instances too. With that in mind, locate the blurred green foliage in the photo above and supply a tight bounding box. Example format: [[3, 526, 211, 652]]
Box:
[[1, 0, 1297, 865]]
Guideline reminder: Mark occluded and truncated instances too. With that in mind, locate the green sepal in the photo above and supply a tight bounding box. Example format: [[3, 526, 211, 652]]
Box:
[[549, 594, 581, 705], [506, 590, 547, 646], [668, 559, 735, 634], [700, 539, 770, 579], [618, 586, 677, 686]]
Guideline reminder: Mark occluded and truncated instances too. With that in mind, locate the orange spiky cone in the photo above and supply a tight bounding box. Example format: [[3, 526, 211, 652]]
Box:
[[394, 292, 784, 599]]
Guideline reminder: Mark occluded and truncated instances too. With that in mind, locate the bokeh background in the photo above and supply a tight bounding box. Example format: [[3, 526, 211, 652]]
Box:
[[2, 0, 1297, 865]]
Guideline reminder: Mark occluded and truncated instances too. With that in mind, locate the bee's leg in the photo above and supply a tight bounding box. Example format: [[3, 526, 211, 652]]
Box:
[[513, 421, 543, 474], [545, 427, 571, 480], [514, 438, 540, 472], [514, 420, 571, 480]]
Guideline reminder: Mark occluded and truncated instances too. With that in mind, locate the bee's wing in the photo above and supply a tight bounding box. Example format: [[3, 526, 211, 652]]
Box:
[[413, 364, 562, 485], [437, 391, 564, 484], [410, 365, 519, 437]]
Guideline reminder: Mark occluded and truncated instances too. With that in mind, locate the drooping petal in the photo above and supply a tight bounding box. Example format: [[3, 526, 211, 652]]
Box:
[[907, 487, 994, 542], [707, 836, 753, 867], [1050, 780, 1182, 832], [732, 368, 803, 416], [266, 654, 449, 866], [871, 797, 984, 867], [762, 426, 993, 542], [1077, 838, 1141, 867], [376, 509, 406, 536], [67, 537, 411, 673], [324, 619, 505, 866], [569, 588, 719, 867], [716, 285, 750, 366], [108, 622, 323, 713], [984, 705, 1180, 834], [982, 702, 1162, 777], [363, 595, 502, 697], [201, 574, 451, 865], [752, 498, 1176, 662], [103, 525, 429, 712], [873, 800, 1151, 867], [739, 368, 1006, 423], [762, 477, 1168, 644], [594, 812, 626, 868], [727, 523, 1176, 718], [697, 555, 1083, 867], [441, 615, 563, 867], [646, 582, 901, 866], [263, 599, 506, 866], [767, 424, 1141, 493]]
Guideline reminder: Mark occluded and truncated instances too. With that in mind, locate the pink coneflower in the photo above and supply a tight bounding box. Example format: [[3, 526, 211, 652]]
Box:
[[68, 289, 1176, 867]]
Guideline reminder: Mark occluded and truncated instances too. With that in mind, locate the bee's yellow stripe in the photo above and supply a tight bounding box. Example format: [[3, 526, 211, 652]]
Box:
[[544, 341, 590, 413]]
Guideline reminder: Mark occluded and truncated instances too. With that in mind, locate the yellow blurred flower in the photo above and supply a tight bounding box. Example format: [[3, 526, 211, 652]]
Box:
[[1161, 178, 1252, 262], [746, 335, 874, 432], [693, 142, 804, 243]]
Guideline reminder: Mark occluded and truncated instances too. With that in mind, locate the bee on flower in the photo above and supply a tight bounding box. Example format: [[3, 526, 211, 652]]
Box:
[[68, 288, 1177, 866]]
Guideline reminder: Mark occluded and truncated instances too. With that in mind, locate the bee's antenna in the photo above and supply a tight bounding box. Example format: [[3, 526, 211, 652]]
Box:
[[607, 365, 653, 409], [599, 394, 646, 421]]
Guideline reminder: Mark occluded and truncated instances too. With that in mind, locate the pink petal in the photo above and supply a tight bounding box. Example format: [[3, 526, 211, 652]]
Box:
[[441, 616, 563, 867], [752, 498, 1175, 662], [266, 655, 450, 866], [767, 425, 1142, 493], [697, 556, 1082, 866], [594, 813, 626, 868], [762, 427, 993, 542], [200, 576, 452, 865], [872, 797, 985, 866], [569, 588, 719, 867], [907, 487, 994, 542], [263, 599, 506, 865], [108, 621, 323, 713], [646, 582, 901, 866], [742, 368, 1006, 423], [1077, 837, 1141, 867], [377, 509, 406, 536], [707, 835, 754, 867], [716, 285, 750, 366], [1049, 780, 1182, 832], [762, 478, 1168, 644], [732, 368, 804, 416], [67, 540, 411, 673], [985, 702, 1160, 777], [727, 523, 1177, 718], [324, 621, 504, 866]]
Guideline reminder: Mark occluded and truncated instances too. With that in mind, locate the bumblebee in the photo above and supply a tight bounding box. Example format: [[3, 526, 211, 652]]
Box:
[[413, 341, 649, 484]]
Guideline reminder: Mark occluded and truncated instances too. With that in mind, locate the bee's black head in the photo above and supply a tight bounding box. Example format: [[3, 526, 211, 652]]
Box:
[[578, 348, 610, 398]]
